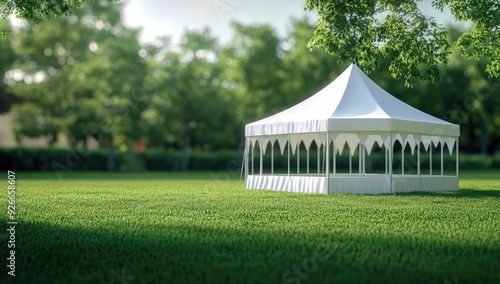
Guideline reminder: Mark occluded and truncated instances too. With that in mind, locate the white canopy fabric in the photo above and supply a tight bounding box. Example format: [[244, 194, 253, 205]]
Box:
[[244, 64, 460, 194], [245, 64, 460, 137]]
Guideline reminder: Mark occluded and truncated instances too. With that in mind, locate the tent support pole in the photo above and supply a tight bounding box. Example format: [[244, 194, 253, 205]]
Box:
[[385, 146, 388, 175], [362, 142, 365, 175], [317, 145, 320, 174], [418, 135, 421, 191], [359, 143, 362, 175], [325, 132, 330, 194], [251, 140, 254, 175], [430, 143, 433, 176], [456, 138, 459, 177], [333, 139, 336, 176], [362, 143, 365, 175], [389, 132, 393, 194], [259, 142, 263, 176], [245, 137, 249, 183], [402, 143, 405, 176], [417, 136, 421, 176], [441, 137, 444, 176], [322, 141, 326, 173], [271, 141, 274, 175], [297, 142, 300, 174]]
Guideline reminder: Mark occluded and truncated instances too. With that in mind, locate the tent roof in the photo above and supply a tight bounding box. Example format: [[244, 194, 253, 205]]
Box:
[[245, 64, 459, 137]]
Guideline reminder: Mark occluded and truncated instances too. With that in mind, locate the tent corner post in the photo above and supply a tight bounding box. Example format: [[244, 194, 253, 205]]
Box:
[[358, 142, 362, 176], [441, 137, 444, 176], [244, 137, 249, 187], [456, 137, 459, 178], [418, 134, 421, 191], [325, 131, 330, 194], [333, 135, 336, 176]]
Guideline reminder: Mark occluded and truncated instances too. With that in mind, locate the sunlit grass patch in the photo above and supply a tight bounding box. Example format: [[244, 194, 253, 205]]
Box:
[[2, 171, 499, 283]]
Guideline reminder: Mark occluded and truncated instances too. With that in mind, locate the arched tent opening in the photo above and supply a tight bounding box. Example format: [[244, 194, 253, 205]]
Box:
[[443, 138, 457, 176], [309, 140, 322, 174], [392, 139, 403, 175], [272, 139, 288, 174], [244, 64, 460, 194], [431, 140, 441, 176], [403, 138, 417, 175], [260, 139, 272, 175], [334, 139, 350, 174], [420, 140, 431, 175], [365, 137, 385, 174]]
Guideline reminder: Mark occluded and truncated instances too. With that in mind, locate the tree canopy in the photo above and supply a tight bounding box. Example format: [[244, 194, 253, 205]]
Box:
[[1, 1, 499, 156], [305, 0, 500, 86], [0, 0, 117, 23]]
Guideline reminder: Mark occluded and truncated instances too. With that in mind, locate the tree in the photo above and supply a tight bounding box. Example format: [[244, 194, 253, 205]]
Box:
[[8, 0, 145, 157], [223, 22, 286, 121], [281, 17, 346, 105], [149, 28, 240, 169], [368, 26, 500, 155], [0, 0, 119, 24], [305, 0, 499, 86], [0, 19, 18, 114], [9, 11, 103, 145]]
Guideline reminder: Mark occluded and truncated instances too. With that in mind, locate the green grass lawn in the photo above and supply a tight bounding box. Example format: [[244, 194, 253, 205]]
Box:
[[2, 171, 500, 283]]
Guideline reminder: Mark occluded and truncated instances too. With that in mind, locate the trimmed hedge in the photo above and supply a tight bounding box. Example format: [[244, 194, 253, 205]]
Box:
[[0, 147, 127, 172], [0, 147, 242, 172], [0, 147, 498, 172]]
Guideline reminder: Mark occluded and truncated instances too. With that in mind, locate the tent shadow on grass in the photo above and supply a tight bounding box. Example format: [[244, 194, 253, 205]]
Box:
[[10, 220, 500, 284], [397, 189, 500, 199]]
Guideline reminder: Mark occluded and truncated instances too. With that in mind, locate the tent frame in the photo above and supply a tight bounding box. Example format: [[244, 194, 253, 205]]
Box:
[[245, 131, 459, 194], [244, 64, 460, 194]]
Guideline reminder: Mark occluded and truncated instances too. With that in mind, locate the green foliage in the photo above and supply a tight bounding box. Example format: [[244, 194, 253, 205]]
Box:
[[0, 0, 121, 23], [434, 0, 500, 77], [305, 0, 499, 86], [1, 172, 499, 283], [0, 147, 244, 172], [224, 22, 286, 119], [2, 4, 499, 155], [149, 28, 238, 151], [0, 19, 16, 114], [0, 147, 126, 171], [9, 0, 146, 151], [1, 147, 499, 172]]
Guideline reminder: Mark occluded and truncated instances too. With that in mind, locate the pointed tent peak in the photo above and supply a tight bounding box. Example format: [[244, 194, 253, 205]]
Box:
[[245, 61, 460, 137], [348, 62, 358, 68], [346, 62, 364, 72], [348, 63, 378, 81], [335, 63, 372, 86]]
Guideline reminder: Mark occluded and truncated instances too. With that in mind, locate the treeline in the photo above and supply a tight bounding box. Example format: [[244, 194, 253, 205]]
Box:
[[0, 1, 499, 167], [1, 148, 499, 173]]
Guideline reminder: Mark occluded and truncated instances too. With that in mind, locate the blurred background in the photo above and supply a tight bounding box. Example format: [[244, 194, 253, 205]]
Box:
[[0, 0, 499, 173]]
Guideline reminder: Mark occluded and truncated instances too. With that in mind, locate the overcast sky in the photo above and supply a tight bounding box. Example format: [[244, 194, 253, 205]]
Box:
[[122, 0, 313, 45], [122, 0, 458, 45]]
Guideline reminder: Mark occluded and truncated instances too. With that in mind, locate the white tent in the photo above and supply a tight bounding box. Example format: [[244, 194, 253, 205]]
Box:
[[244, 64, 460, 194]]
